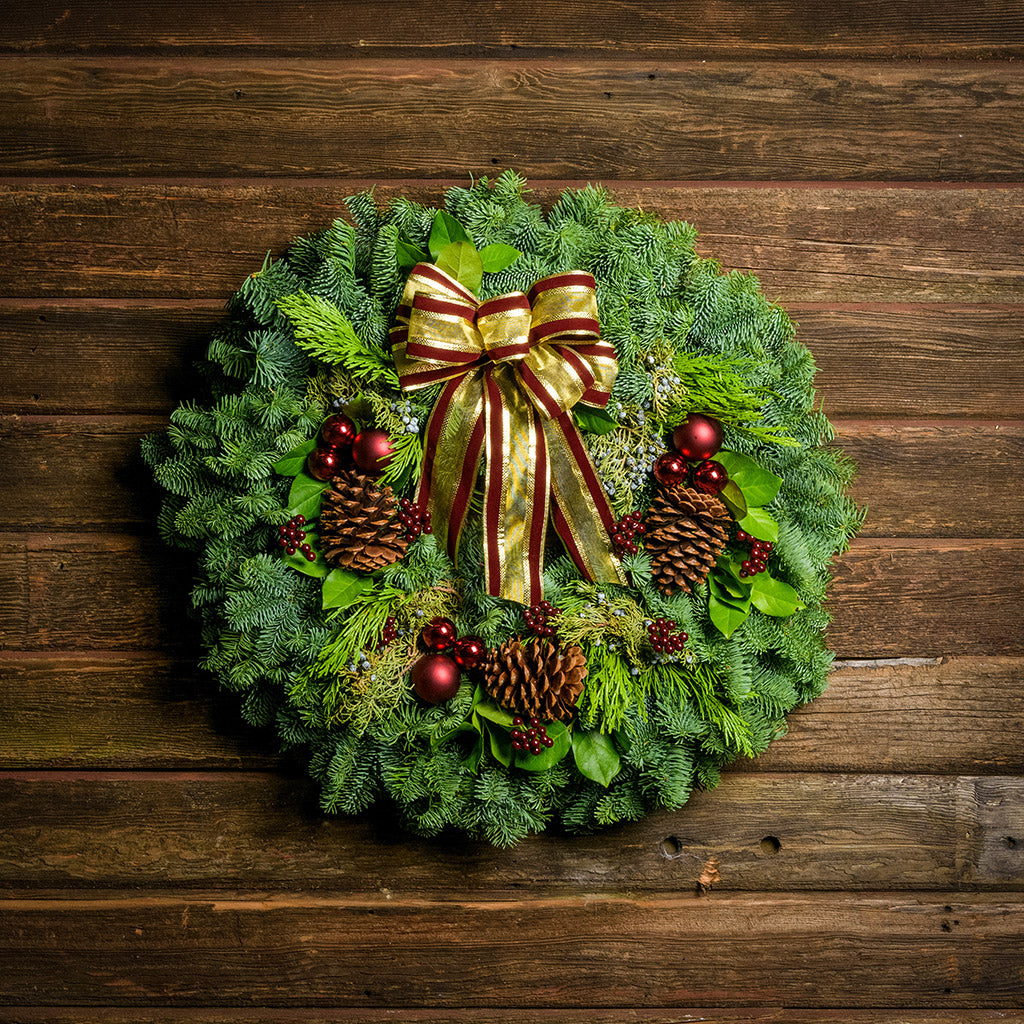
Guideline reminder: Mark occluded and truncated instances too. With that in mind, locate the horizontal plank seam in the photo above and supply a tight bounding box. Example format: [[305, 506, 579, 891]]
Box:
[[3, 177, 1024, 190]]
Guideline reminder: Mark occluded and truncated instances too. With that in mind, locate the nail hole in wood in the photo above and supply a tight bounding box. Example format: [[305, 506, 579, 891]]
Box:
[[660, 835, 683, 858], [760, 835, 781, 855], [491, 158, 499, 164], [1005, 836, 1018, 849], [941, 921, 951, 932]]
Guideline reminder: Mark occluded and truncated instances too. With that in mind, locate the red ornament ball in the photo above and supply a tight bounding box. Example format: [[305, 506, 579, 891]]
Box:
[[653, 452, 689, 487], [411, 652, 461, 704], [320, 413, 357, 449], [351, 428, 394, 475], [693, 459, 729, 495], [421, 616, 457, 652], [306, 447, 342, 481], [452, 635, 486, 670], [672, 414, 724, 463]]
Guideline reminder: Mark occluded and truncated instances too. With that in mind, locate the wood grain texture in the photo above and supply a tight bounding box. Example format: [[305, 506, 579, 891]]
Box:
[[1, 892, 1021, 1006], [4, 416, 1021, 536], [2, 183, 1020, 303], [1, 1014, 1021, 1024], [3, 60, 1023, 180], [3, 655, 1021, 773], [5, 1, 1024, 58], [4, 303, 1024, 418], [0, 771, 1020, 891], [0, 535, 1021, 656]]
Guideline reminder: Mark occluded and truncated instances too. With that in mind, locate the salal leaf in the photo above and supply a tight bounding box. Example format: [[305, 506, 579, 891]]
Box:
[[573, 405, 618, 435], [750, 573, 805, 617], [484, 719, 512, 767], [396, 237, 429, 269], [428, 210, 473, 258], [435, 241, 483, 295], [514, 720, 571, 772], [475, 701, 514, 728], [738, 505, 780, 543], [572, 729, 622, 787], [479, 243, 523, 273], [719, 480, 748, 519], [715, 449, 783, 507], [321, 567, 373, 610], [273, 437, 317, 476], [709, 591, 751, 638], [287, 470, 328, 521]]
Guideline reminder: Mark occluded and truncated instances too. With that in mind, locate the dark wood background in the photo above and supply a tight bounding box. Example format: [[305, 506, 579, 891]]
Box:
[[1, 3, 1023, 1021]]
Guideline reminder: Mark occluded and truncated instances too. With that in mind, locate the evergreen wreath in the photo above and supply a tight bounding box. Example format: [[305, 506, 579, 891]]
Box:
[[143, 172, 862, 845]]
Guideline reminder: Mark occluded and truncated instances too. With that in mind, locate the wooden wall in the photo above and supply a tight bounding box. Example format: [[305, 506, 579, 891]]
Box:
[[1, 3, 1023, 1021]]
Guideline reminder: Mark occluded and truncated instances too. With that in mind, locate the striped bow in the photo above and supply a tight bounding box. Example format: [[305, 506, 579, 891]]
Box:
[[389, 262, 625, 605]]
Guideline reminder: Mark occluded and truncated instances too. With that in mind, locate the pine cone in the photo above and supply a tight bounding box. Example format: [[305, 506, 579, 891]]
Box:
[[483, 638, 587, 723], [644, 486, 730, 595], [319, 469, 409, 572]]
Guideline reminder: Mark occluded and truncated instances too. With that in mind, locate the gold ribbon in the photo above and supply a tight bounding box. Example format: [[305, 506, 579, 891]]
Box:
[[389, 262, 625, 605]]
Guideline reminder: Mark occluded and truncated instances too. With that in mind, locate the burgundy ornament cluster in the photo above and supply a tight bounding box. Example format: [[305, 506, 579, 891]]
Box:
[[611, 511, 646, 555], [511, 715, 555, 756], [524, 600, 560, 637], [647, 617, 688, 654], [306, 413, 357, 481], [737, 531, 774, 577], [398, 497, 432, 541], [410, 618, 486, 705], [277, 513, 316, 561]]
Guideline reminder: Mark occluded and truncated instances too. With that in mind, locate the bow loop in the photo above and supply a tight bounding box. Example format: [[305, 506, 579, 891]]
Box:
[[389, 262, 624, 604]]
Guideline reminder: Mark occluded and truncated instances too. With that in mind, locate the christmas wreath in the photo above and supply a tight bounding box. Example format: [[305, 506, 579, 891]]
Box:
[[144, 172, 862, 845]]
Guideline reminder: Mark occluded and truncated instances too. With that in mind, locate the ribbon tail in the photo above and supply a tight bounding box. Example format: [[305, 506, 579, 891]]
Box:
[[544, 411, 626, 587], [418, 369, 486, 565], [482, 364, 550, 606]]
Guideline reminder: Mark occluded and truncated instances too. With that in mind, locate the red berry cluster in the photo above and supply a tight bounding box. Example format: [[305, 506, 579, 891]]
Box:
[[379, 616, 397, 648], [398, 497, 433, 541], [277, 514, 316, 561], [611, 511, 646, 555], [647, 617, 688, 654], [736, 530, 774, 578], [524, 600, 560, 637], [511, 716, 555, 756]]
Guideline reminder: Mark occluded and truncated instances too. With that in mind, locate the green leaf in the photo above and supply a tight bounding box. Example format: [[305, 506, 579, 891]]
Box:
[[737, 505, 780, 543], [435, 241, 483, 295], [484, 719, 512, 767], [479, 243, 523, 273], [719, 480, 748, 519], [272, 437, 317, 476], [321, 567, 373, 610], [461, 730, 485, 772], [573, 405, 618, 435], [514, 720, 571, 772], [715, 449, 783, 507], [396, 237, 429, 269], [750, 573, 805, 617], [710, 567, 752, 603], [283, 538, 330, 578], [571, 729, 622, 787], [287, 470, 328, 522], [475, 701, 514, 728], [428, 210, 472, 258], [709, 591, 751, 638]]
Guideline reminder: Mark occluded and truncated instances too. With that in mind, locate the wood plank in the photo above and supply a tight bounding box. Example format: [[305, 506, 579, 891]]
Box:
[[0, 771, 1018, 891], [0, 892, 1021, 1006], [2, 60, 1023, 180], [0, 652, 276, 770], [2, 184, 1021, 304], [2, 416, 1022, 537], [3, 303, 1024, 419], [0, 1011, 1020, 1024], [3, 655, 1021, 773], [5, 1, 1024, 59], [0, 535, 1020, 656]]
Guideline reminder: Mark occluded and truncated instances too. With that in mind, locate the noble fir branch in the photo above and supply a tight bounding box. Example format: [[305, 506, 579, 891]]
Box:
[[276, 292, 399, 388]]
